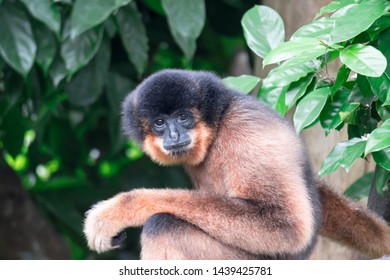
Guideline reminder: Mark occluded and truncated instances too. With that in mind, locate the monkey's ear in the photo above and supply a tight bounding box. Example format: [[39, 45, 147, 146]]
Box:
[[121, 91, 144, 144]]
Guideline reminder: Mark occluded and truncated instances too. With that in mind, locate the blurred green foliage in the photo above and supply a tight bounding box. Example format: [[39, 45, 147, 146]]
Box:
[[0, 0, 257, 259]]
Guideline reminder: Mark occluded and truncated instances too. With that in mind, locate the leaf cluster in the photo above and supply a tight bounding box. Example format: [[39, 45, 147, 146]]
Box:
[[223, 0, 390, 199]]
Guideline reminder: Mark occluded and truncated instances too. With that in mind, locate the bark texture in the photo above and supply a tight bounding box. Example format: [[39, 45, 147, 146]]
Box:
[[0, 163, 70, 259]]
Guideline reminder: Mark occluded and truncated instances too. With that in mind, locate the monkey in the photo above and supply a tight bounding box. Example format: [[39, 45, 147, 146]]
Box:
[[83, 69, 390, 259]]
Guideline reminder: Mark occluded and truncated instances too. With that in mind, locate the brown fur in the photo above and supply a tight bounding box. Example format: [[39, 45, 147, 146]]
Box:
[[141, 214, 258, 260], [84, 98, 318, 258], [317, 180, 390, 258], [85, 188, 309, 257]]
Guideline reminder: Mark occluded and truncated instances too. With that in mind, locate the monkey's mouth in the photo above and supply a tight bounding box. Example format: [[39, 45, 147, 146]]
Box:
[[170, 149, 189, 156], [165, 140, 191, 156]]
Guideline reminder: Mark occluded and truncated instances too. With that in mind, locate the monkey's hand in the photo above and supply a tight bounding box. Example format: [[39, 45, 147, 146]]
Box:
[[84, 191, 152, 253], [84, 193, 133, 253]]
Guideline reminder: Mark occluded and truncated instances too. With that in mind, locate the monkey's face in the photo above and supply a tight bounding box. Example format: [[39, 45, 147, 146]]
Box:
[[150, 110, 195, 156], [142, 109, 215, 166], [122, 69, 229, 166]]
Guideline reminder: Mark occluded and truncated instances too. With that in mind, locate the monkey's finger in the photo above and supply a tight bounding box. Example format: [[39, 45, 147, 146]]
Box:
[[84, 205, 97, 218], [111, 230, 127, 247]]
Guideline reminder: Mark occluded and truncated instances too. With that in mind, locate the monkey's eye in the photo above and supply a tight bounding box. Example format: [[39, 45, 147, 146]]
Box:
[[178, 113, 189, 122], [154, 119, 165, 128]]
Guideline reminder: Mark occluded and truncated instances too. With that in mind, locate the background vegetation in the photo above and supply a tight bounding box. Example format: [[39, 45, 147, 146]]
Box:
[[0, 0, 389, 259], [0, 0, 257, 259]]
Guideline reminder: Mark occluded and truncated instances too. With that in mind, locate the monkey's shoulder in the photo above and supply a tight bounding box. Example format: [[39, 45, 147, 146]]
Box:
[[222, 93, 295, 136], [211, 93, 307, 169]]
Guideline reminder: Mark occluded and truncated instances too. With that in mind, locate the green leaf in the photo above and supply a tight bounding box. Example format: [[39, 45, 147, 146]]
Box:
[[351, 104, 377, 135], [284, 50, 334, 71], [143, 0, 165, 15], [315, 0, 361, 19], [0, 3, 37, 76], [103, 16, 117, 39], [367, 74, 390, 105], [331, 65, 351, 95], [66, 35, 111, 106], [105, 71, 135, 154], [348, 75, 374, 105], [267, 60, 318, 87], [241, 5, 284, 59], [116, 2, 149, 76], [375, 166, 389, 196], [222, 75, 260, 94], [0, 56, 4, 72], [340, 44, 387, 77], [105, 71, 135, 112], [162, 0, 205, 61], [71, 0, 132, 37], [33, 22, 56, 75], [320, 88, 350, 135], [365, 118, 390, 155], [294, 87, 331, 133], [348, 124, 361, 139], [373, 147, 390, 171], [43, 91, 68, 112], [344, 172, 374, 200], [0, 71, 24, 118], [378, 28, 390, 79], [318, 137, 367, 176], [328, 0, 388, 45], [291, 17, 335, 41], [376, 101, 390, 121], [263, 37, 327, 66], [285, 74, 314, 110], [19, 0, 61, 36], [1, 107, 30, 157], [61, 23, 104, 76], [49, 54, 67, 87], [53, 0, 72, 4], [257, 79, 288, 115], [366, 15, 390, 40], [339, 103, 360, 123], [34, 176, 89, 190]]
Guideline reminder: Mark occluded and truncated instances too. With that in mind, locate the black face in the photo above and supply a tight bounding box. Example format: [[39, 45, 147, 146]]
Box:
[[121, 70, 232, 145], [151, 110, 195, 154]]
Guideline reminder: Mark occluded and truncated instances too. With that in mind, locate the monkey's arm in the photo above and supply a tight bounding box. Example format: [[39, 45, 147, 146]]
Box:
[[84, 188, 311, 254]]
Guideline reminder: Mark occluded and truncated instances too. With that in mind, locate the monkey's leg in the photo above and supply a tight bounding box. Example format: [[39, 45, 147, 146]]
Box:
[[140, 213, 257, 260], [84, 188, 313, 256], [317, 180, 390, 258]]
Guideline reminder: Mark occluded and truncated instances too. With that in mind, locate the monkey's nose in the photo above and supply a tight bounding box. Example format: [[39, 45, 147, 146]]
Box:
[[170, 131, 179, 142], [168, 123, 179, 143]]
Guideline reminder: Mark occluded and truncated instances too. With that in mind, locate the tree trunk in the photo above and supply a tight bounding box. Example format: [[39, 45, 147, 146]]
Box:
[[367, 167, 390, 223], [0, 161, 70, 259]]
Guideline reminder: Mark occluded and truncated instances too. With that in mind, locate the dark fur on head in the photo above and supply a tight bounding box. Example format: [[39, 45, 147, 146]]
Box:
[[121, 69, 232, 144]]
